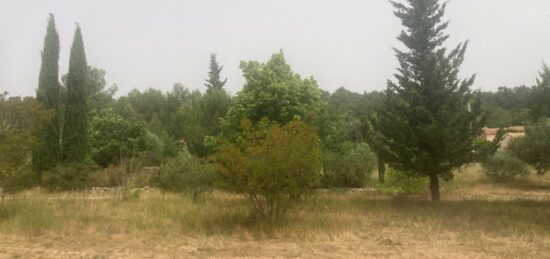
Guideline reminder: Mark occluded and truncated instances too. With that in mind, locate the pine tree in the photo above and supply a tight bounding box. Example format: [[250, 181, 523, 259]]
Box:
[[63, 25, 89, 162], [204, 53, 227, 91], [33, 14, 61, 171], [369, 0, 484, 201]]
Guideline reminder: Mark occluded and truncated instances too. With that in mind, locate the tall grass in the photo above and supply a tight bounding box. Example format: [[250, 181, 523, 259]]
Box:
[[1, 190, 549, 240], [0, 199, 57, 235]]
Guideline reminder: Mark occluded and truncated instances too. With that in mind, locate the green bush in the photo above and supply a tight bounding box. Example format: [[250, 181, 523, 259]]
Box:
[[321, 142, 376, 188], [510, 119, 550, 175], [482, 151, 529, 182], [41, 162, 94, 191], [213, 119, 322, 220], [90, 109, 161, 168], [379, 168, 428, 195], [157, 150, 217, 201], [0, 165, 40, 193]]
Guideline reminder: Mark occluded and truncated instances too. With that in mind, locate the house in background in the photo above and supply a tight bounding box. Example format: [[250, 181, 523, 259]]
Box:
[[480, 126, 526, 149]]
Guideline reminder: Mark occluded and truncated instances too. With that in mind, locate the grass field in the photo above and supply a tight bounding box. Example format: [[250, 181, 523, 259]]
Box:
[[1, 166, 550, 258]]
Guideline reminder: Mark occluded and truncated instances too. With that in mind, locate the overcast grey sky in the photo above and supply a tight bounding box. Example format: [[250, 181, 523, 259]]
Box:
[[1, 0, 550, 97]]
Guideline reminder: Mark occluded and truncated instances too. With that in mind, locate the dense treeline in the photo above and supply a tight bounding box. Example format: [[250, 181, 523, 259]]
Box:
[[1, 0, 550, 217]]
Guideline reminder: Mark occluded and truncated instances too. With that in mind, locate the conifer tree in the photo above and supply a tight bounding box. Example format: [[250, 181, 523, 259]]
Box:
[[63, 25, 89, 162], [204, 53, 227, 91], [369, 0, 484, 201], [33, 14, 61, 171]]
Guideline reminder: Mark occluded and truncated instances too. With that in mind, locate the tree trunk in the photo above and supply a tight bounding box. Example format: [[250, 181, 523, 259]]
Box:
[[377, 157, 385, 183], [429, 174, 440, 202]]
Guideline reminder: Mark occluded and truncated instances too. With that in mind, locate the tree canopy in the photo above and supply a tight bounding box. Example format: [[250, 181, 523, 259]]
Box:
[[222, 51, 323, 135]]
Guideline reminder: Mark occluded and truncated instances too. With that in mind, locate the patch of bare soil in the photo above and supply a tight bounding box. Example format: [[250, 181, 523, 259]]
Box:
[[1, 231, 548, 258]]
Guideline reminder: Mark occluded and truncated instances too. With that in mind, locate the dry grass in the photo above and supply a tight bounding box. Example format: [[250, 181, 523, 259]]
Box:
[[1, 166, 550, 258]]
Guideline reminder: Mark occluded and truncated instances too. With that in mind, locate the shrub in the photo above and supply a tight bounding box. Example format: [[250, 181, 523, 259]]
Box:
[[90, 109, 160, 168], [482, 151, 529, 182], [321, 142, 376, 188], [112, 156, 144, 201], [379, 168, 428, 195], [213, 118, 322, 220], [41, 162, 93, 191], [0, 165, 40, 193], [157, 150, 217, 201], [511, 119, 550, 175]]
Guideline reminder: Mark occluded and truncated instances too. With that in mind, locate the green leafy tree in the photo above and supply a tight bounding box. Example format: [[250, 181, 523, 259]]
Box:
[[213, 118, 321, 220], [222, 51, 323, 135], [369, 0, 485, 201], [511, 119, 550, 175], [530, 64, 550, 122], [0, 94, 52, 190], [90, 109, 158, 168], [204, 53, 227, 91], [87, 66, 117, 112], [63, 25, 90, 162], [472, 128, 505, 163], [178, 88, 232, 156], [361, 91, 389, 183], [33, 14, 62, 172], [480, 86, 532, 127]]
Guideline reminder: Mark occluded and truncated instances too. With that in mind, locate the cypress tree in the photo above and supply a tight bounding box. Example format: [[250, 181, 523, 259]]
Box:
[[369, 0, 484, 201], [204, 53, 227, 91], [33, 14, 61, 171], [63, 25, 89, 162]]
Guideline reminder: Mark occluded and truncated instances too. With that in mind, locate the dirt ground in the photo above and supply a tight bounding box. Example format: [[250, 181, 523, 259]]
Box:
[[2, 232, 548, 259]]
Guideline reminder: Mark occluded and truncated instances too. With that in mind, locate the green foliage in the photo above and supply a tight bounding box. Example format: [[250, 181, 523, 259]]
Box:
[[472, 129, 505, 163], [87, 66, 117, 112], [0, 95, 52, 190], [321, 142, 376, 188], [511, 119, 550, 175], [90, 109, 160, 167], [480, 86, 532, 128], [1, 166, 40, 193], [529, 64, 550, 122], [482, 151, 529, 182], [204, 53, 228, 91], [177, 88, 232, 156], [213, 119, 322, 220], [369, 0, 485, 201], [63, 25, 90, 162], [41, 162, 94, 191], [33, 14, 62, 172], [157, 150, 217, 201], [222, 52, 323, 135], [379, 168, 428, 195]]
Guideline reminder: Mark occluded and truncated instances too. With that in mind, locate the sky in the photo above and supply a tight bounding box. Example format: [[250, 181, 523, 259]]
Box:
[[1, 0, 550, 97]]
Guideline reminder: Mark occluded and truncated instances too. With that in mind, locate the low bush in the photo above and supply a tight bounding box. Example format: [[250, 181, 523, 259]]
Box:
[[482, 151, 529, 182], [321, 142, 376, 188], [213, 119, 322, 221], [379, 168, 428, 195], [510, 119, 550, 175], [0, 165, 40, 193], [157, 150, 217, 201], [41, 162, 94, 191]]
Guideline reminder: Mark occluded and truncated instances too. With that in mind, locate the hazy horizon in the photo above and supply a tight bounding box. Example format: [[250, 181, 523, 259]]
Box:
[[2, 0, 550, 97]]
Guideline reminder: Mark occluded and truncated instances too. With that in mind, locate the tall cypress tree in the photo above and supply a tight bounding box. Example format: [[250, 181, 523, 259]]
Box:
[[33, 14, 61, 171], [204, 53, 227, 91], [63, 25, 89, 162], [369, 0, 484, 201]]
